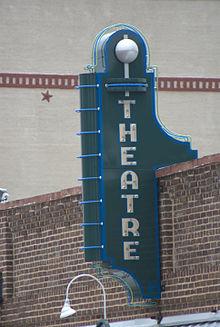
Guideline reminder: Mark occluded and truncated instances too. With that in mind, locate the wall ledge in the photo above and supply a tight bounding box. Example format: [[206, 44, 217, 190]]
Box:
[[156, 153, 220, 178], [0, 186, 82, 210]]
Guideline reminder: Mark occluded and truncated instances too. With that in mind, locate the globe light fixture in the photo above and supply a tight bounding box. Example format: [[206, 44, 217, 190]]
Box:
[[115, 38, 139, 63]]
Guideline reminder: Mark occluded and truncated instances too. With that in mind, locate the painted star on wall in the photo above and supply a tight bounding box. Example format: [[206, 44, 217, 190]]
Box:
[[41, 90, 53, 102]]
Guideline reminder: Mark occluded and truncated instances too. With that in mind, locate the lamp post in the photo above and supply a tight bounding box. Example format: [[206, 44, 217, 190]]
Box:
[[60, 273, 107, 320]]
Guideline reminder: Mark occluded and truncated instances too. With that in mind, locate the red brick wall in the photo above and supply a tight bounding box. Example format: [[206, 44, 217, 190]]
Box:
[[0, 154, 219, 327]]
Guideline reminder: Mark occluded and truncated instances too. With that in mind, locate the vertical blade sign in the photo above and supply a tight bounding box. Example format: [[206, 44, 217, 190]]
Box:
[[77, 25, 197, 299]]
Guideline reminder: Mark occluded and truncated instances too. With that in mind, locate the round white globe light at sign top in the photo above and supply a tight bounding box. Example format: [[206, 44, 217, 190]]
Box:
[[115, 39, 139, 64]]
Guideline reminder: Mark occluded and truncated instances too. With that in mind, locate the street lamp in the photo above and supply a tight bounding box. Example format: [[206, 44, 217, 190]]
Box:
[[60, 273, 107, 320]]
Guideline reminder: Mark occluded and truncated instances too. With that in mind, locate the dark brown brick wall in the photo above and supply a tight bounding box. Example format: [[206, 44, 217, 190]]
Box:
[[0, 154, 219, 326], [158, 154, 220, 314]]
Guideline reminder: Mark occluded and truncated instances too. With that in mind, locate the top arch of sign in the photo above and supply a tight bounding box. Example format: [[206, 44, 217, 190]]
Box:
[[92, 23, 150, 73]]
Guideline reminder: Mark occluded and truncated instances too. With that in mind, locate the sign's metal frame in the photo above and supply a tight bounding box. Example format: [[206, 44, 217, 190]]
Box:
[[77, 24, 197, 300]]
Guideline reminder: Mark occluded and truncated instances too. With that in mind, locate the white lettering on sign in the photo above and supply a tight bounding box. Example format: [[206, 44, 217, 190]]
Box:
[[122, 218, 140, 237], [119, 123, 137, 142], [123, 241, 140, 260], [121, 147, 137, 166], [121, 194, 139, 213], [121, 171, 138, 190], [118, 99, 136, 119], [118, 98, 140, 261]]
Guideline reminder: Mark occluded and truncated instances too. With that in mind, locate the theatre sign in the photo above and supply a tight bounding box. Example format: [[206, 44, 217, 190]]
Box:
[[77, 24, 197, 299]]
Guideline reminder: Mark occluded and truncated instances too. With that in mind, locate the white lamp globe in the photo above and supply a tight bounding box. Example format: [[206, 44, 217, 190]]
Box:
[[115, 39, 139, 64]]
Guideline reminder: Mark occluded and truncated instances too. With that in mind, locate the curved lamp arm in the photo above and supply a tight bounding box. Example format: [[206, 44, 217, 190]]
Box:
[[63, 273, 107, 320]]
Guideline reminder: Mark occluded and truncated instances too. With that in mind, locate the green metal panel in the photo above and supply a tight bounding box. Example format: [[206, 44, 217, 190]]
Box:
[[78, 25, 197, 299]]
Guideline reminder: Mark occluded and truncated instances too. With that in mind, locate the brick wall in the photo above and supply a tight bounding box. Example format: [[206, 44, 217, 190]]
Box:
[[158, 154, 220, 314], [0, 154, 219, 327]]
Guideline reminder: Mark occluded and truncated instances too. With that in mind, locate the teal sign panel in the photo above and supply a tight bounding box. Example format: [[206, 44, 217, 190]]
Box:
[[77, 24, 197, 299]]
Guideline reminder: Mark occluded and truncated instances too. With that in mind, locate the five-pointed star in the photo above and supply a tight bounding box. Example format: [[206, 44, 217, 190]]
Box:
[[41, 90, 53, 102]]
